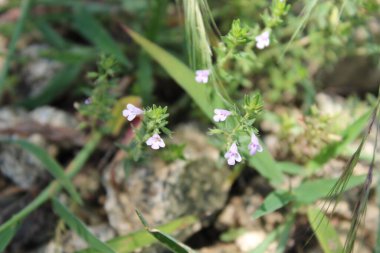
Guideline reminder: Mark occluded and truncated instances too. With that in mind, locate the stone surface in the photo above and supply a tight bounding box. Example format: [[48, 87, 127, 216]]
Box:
[[103, 124, 229, 236]]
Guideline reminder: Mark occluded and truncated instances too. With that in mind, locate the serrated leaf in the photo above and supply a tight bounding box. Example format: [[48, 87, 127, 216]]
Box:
[[307, 207, 343, 253], [52, 199, 115, 253], [0, 139, 82, 205]]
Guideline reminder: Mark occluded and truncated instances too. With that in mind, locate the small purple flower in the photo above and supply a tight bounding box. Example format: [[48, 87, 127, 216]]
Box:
[[195, 69, 210, 84], [213, 109, 232, 122], [224, 142, 242, 166], [146, 134, 165, 150], [255, 31, 270, 49], [122, 104, 144, 121], [84, 98, 91, 105], [248, 132, 263, 155]]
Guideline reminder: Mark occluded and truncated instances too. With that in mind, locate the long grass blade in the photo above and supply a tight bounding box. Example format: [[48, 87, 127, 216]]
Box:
[[0, 131, 102, 234], [52, 198, 115, 253], [77, 215, 197, 253], [0, 0, 32, 98], [0, 139, 82, 205]]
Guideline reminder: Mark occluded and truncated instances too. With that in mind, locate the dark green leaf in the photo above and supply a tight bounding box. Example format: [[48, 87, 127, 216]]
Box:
[[73, 11, 130, 68], [0, 224, 19, 252], [20, 64, 82, 109]]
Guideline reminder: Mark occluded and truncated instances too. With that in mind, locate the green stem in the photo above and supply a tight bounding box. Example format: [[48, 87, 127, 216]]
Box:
[[0, 131, 102, 233]]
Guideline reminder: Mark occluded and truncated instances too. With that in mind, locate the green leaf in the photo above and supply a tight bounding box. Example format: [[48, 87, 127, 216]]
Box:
[[52, 199, 115, 253], [0, 223, 19, 252], [136, 210, 197, 253], [294, 175, 366, 204], [277, 161, 303, 175], [77, 216, 197, 253], [275, 215, 294, 253], [126, 27, 284, 186], [249, 226, 282, 253], [307, 207, 343, 253], [307, 110, 371, 171], [73, 11, 130, 68], [0, 0, 32, 97], [0, 139, 82, 205], [253, 191, 294, 219], [20, 64, 82, 109]]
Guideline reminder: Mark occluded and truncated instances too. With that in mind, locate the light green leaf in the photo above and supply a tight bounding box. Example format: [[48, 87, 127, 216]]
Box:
[[294, 175, 366, 204], [52, 199, 115, 253], [0, 139, 82, 205], [307, 110, 371, 171], [73, 11, 130, 68], [253, 191, 294, 219], [136, 210, 197, 253], [307, 207, 343, 253]]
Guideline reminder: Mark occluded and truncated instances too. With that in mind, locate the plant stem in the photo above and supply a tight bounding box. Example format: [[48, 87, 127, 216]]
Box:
[[0, 131, 102, 233]]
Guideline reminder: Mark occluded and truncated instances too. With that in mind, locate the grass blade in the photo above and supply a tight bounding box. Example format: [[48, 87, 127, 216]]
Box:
[[0, 139, 82, 205], [0, 0, 32, 98], [136, 210, 197, 253], [0, 223, 19, 252], [77, 216, 197, 253], [52, 198, 115, 253], [307, 207, 343, 253], [20, 64, 82, 109], [0, 131, 102, 234], [73, 11, 130, 68]]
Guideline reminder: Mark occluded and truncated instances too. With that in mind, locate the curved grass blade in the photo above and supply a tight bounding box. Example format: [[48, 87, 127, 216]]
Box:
[[275, 215, 295, 253], [136, 210, 197, 253], [307, 207, 343, 253], [125, 27, 285, 186], [73, 11, 130, 68], [249, 225, 282, 253], [0, 0, 32, 98], [0, 139, 82, 205], [20, 64, 82, 109], [52, 198, 115, 253], [0, 223, 19, 252], [0, 131, 101, 234]]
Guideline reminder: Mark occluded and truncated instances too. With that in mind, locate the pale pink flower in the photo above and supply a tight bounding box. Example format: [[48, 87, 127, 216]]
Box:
[[213, 109, 232, 122], [255, 31, 270, 49], [146, 134, 165, 150], [195, 69, 210, 84], [224, 142, 242, 166], [248, 132, 263, 155], [122, 104, 144, 121]]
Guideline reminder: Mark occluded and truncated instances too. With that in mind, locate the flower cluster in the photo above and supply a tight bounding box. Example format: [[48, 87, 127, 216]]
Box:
[[122, 103, 167, 151], [211, 95, 263, 166]]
